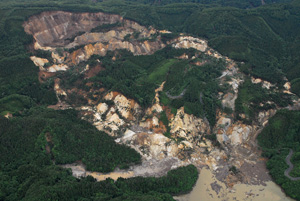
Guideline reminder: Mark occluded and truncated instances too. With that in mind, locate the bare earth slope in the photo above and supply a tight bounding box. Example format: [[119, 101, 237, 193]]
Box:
[[23, 11, 300, 200]]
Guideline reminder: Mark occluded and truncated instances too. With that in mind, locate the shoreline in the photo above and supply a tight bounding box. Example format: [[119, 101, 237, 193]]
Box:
[[175, 167, 294, 201]]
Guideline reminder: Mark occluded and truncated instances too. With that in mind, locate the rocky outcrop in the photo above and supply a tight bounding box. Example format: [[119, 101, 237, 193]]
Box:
[[220, 64, 243, 111], [104, 92, 141, 120], [30, 56, 49, 70], [172, 36, 207, 52], [170, 107, 210, 142], [81, 91, 142, 136], [48, 64, 69, 72], [258, 109, 276, 126], [251, 77, 274, 89], [117, 130, 179, 160], [66, 39, 165, 64], [214, 108, 277, 146]]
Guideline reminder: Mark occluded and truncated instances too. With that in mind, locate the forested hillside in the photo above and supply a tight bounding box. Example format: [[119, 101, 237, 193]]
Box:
[[258, 110, 300, 200], [0, 107, 198, 200], [0, 0, 300, 200]]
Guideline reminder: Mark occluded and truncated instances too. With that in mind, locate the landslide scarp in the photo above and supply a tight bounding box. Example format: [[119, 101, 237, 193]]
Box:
[[23, 10, 299, 187], [23, 11, 167, 60], [24, 11, 123, 47]]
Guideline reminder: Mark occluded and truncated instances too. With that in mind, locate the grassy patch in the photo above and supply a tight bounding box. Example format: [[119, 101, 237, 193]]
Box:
[[147, 59, 176, 85], [0, 94, 34, 115]]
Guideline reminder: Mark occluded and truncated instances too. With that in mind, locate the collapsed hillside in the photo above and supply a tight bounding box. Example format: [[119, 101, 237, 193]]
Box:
[[24, 11, 299, 187]]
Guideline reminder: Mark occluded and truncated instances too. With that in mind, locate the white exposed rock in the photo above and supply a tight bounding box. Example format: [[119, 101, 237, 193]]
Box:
[[103, 92, 141, 121], [258, 109, 276, 127], [96, 103, 108, 114], [54, 79, 67, 97], [181, 141, 193, 149], [251, 77, 263, 84], [216, 116, 232, 127], [104, 91, 114, 100], [228, 125, 252, 145], [106, 113, 124, 131], [206, 50, 222, 59], [52, 52, 65, 63], [150, 103, 163, 114], [170, 107, 210, 141], [228, 78, 242, 93], [94, 112, 102, 121], [152, 116, 159, 127], [30, 56, 49, 70], [251, 77, 274, 89], [159, 30, 172, 34], [80, 106, 93, 111], [48, 64, 68, 72], [123, 129, 136, 139], [284, 82, 291, 90], [93, 106, 125, 134], [173, 36, 207, 52], [33, 41, 54, 51], [114, 94, 132, 119], [61, 164, 86, 178], [117, 132, 179, 160]]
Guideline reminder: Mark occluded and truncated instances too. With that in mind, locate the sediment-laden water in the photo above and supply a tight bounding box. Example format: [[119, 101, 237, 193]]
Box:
[[176, 168, 294, 201]]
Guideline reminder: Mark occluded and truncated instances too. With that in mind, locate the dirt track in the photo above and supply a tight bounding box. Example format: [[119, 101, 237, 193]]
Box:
[[284, 149, 300, 181]]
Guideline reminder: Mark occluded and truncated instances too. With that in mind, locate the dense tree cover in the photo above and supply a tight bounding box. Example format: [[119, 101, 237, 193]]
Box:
[[123, 0, 292, 8], [257, 110, 300, 200], [97, 0, 300, 84], [0, 94, 34, 115], [0, 106, 198, 200], [291, 78, 300, 97], [1, 107, 141, 172], [0, 8, 57, 110]]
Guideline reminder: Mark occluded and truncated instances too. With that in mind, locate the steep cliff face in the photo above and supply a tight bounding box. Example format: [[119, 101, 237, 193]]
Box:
[[23, 11, 212, 68], [24, 11, 123, 47]]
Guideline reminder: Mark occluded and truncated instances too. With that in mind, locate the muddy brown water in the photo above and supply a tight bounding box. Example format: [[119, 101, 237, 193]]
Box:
[[175, 168, 294, 201]]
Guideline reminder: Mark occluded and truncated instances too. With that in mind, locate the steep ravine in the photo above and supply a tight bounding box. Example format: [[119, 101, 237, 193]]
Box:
[[24, 11, 299, 200]]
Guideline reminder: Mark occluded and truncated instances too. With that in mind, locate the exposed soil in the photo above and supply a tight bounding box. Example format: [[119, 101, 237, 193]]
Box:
[[84, 64, 104, 79], [61, 157, 184, 181], [38, 71, 56, 83]]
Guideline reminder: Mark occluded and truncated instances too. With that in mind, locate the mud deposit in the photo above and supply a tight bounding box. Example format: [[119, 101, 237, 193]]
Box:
[[175, 168, 294, 201]]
